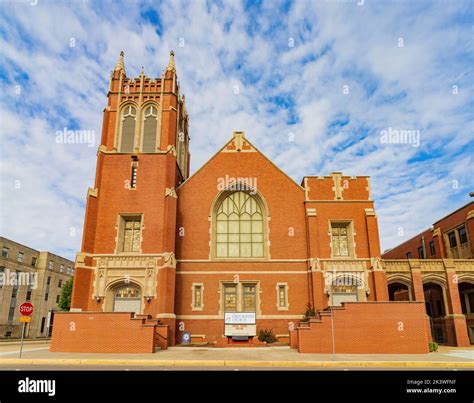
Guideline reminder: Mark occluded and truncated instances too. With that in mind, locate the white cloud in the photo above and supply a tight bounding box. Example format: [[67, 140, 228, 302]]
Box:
[[0, 0, 472, 259]]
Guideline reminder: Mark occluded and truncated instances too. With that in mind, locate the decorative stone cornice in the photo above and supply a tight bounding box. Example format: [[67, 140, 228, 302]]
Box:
[[432, 227, 442, 237], [370, 257, 383, 271], [381, 259, 412, 272], [165, 187, 178, 198], [97, 255, 158, 269], [309, 258, 322, 272], [76, 252, 86, 265], [162, 252, 177, 268], [365, 177, 372, 200], [331, 172, 343, 200], [222, 131, 256, 153], [166, 144, 177, 156], [364, 208, 376, 217], [323, 259, 367, 272], [87, 187, 98, 198], [466, 210, 474, 221], [382, 258, 474, 273], [306, 208, 317, 217], [156, 313, 177, 319]]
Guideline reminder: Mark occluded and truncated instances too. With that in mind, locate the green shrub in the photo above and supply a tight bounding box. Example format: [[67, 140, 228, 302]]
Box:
[[258, 328, 277, 343], [429, 341, 438, 352], [302, 303, 316, 322]]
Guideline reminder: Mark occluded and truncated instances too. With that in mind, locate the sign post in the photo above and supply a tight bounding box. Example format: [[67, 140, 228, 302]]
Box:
[[18, 302, 34, 359]]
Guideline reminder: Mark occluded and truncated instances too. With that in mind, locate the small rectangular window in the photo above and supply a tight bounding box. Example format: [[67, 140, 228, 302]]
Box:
[[48, 260, 54, 270], [224, 284, 237, 312], [278, 284, 288, 309], [26, 290, 32, 301], [40, 317, 46, 333], [56, 295, 60, 304], [448, 231, 457, 248], [429, 241, 435, 256], [122, 217, 142, 252], [60, 264, 64, 272], [418, 246, 425, 259], [406, 252, 412, 259], [130, 165, 138, 189], [44, 293, 49, 302], [8, 307, 15, 321], [243, 284, 256, 312], [331, 223, 351, 257], [47, 276, 51, 286], [193, 284, 203, 309], [31, 257, 37, 266], [17, 252, 24, 263], [458, 227, 468, 244], [2, 247, 9, 258], [58, 279, 62, 288]]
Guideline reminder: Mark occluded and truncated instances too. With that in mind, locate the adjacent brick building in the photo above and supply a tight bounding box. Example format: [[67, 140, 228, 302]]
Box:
[[382, 202, 474, 260], [51, 52, 474, 353], [382, 203, 474, 345]]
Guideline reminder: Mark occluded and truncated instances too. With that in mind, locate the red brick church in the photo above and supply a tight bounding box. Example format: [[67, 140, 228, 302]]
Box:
[[51, 52, 473, 354]]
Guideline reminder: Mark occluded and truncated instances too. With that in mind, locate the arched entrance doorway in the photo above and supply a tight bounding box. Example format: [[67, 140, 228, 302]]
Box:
[[330, 274, 363, 306], [423, 282, 449, 344], [458, 281, 474, 344], [112, 284, 142, 314], [388, 282, 412, 301]]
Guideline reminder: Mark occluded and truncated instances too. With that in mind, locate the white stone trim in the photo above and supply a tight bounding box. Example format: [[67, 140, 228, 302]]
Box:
[[191, 283, 204, 311], [276, 282, 289, 311]]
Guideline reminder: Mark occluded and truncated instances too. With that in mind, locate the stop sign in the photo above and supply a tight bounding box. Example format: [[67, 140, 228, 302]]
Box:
[[19, 302, 34, 316]]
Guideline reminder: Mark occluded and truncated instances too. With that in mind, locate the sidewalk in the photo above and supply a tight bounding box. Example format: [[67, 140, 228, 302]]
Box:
[[0, 344, 472, 368]]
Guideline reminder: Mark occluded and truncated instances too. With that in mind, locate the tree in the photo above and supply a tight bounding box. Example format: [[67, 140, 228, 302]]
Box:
[[58, 278, 73, 311]]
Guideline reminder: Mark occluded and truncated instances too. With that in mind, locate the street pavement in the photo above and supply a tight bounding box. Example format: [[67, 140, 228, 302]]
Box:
[[0, 341, 472, 369]]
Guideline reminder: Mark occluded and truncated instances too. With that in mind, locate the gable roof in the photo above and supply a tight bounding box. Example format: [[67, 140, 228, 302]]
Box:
[[178, 132, 304, 192]]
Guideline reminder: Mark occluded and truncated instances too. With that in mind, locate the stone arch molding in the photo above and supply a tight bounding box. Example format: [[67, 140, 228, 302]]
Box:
[[456, 273, 474, 285], [104, 278, 144, 313], [422, 273, 448, 288], [386, 274, 413, 287]]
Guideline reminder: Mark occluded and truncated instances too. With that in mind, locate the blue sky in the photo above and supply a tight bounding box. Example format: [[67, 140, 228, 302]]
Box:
[[0, 0, 473, 260]]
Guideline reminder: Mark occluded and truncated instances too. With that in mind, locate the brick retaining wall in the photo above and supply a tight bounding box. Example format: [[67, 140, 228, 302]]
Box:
[[51, 312, 157, 353], [296, 302, 430, 354]]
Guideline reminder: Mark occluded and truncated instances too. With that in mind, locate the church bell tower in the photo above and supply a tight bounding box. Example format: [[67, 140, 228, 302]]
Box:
[[70, 51, 189, 343]]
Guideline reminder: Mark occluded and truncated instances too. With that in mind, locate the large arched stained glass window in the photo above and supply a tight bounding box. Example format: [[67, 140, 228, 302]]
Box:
[[215, 191, 264, 258]]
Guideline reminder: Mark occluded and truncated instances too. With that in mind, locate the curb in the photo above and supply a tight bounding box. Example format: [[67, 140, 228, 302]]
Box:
[[0, 359, 472, 368]]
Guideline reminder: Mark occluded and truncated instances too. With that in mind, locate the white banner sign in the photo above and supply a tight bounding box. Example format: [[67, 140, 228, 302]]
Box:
[[224, 312, 256, 324]]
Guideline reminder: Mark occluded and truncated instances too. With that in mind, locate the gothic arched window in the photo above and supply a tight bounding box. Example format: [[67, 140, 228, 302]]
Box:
[[215, 191, 265, 258], [120, 105, 136, 152], [142, 105, 158, 152]]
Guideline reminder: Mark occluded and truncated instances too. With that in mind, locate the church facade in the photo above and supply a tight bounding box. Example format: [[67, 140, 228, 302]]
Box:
[[54, 52, 473, 352]]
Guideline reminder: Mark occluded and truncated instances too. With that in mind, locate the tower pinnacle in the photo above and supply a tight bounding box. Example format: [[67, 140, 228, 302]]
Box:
[[114, 51, 126, 73], [166, 50, 176, 72]]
